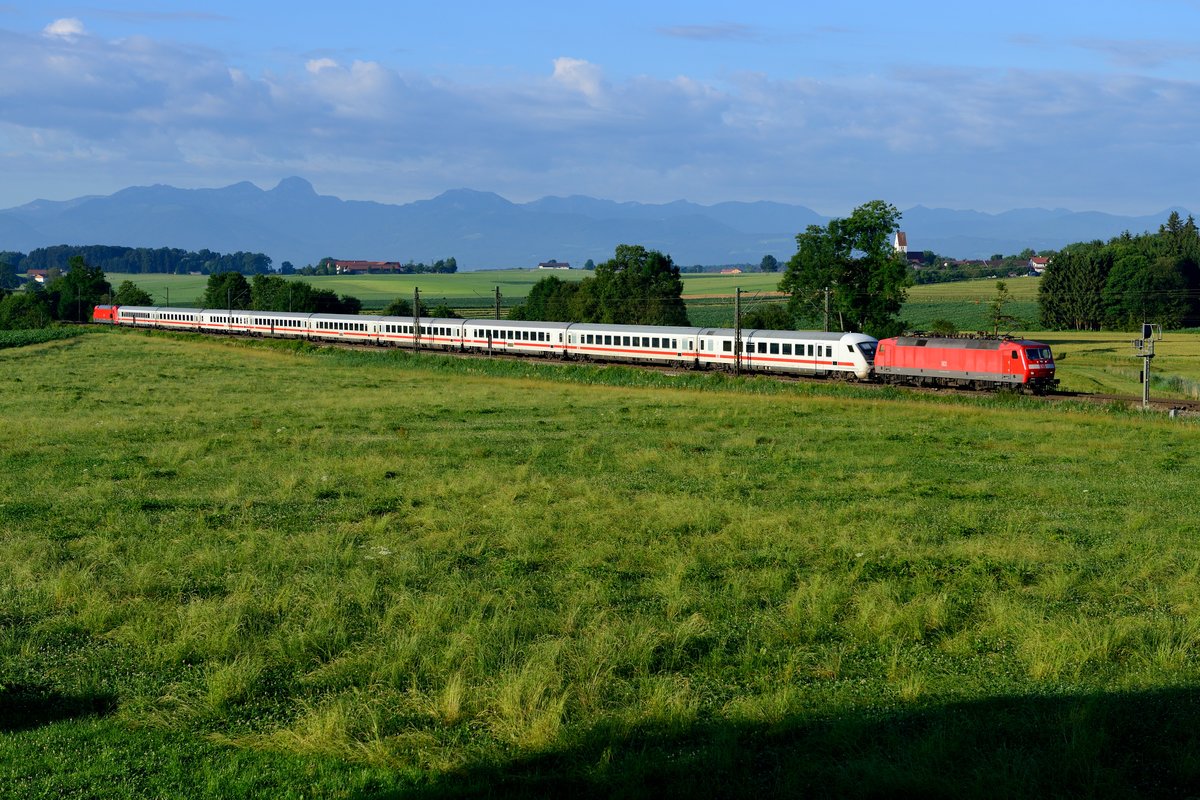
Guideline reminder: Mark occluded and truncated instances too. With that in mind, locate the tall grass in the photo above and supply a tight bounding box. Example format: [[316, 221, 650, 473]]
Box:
[[2, 329, 1199, 796]]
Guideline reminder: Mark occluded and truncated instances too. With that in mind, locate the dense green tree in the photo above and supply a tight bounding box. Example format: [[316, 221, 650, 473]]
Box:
[[0, 291, 53, 329], [779, 200, 911, 337], [1038, 243, 1110, 330], [1101, 252, 1188, 329], [45, 256, 111, 322], [20, 245, 271, 275], [250, 274, 300, 311], [202, 272, 252, 310], [740, 303, 793, 330], [381, 297, 429, 317], [759, 254, 780, 273], [508, 275, 581, 321], [0, 256, 21, 290], [112, 280, 153, 306], [591, 245, 690, 326], [1039, 212, 1200, 330], [928, 318, 959, 335]]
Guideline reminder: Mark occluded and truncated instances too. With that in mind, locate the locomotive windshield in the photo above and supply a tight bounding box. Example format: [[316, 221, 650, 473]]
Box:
[[1025, 347, 1053, 360], [856, 341, 876, 362]]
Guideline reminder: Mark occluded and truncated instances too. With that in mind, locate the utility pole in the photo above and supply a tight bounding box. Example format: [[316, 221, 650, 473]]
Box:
[[1133, 322, 1161, 410], [734, 287, 742, 376], [495, 286, 502, 319], [413, 287, 421, 350], [823, 287, 830, 332]]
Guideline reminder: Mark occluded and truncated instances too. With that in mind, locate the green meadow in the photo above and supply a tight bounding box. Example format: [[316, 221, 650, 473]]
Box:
[[1, 329, 1199, 797], [103, 270, 1032, 329], [103, 270, 785, 313]]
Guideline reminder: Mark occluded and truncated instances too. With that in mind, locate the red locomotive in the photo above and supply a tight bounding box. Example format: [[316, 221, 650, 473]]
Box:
[[91, 305, 119, 323], [873, 336, 1058, 393]]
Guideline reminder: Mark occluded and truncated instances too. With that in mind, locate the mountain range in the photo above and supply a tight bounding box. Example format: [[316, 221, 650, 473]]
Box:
[[0, 177, 1187, 270]]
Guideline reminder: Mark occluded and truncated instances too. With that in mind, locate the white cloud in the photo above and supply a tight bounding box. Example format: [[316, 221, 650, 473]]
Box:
[[0, 22, 1198, 215], [551, 57, 605, 101], [306, 58, 338, 74], [42, 18, 86, 39]]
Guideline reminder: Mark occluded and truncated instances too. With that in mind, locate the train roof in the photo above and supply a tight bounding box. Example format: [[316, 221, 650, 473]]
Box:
[[699, 328, 874, 342], [565, 322, 703, 336], [886, 336, 1048, 350], [464, 319, 570, 330]]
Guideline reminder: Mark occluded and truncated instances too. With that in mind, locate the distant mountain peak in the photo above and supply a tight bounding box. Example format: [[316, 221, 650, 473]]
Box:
[[271, 176, 317, 197]]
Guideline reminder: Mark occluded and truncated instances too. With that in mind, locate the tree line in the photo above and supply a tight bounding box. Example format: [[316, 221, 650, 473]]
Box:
[[202, 274, 363, 315], [295, 257, 459, 276], [1039, 211, 1200, 330], [3, 245, 273, 276], [0, 256, 112, 329]]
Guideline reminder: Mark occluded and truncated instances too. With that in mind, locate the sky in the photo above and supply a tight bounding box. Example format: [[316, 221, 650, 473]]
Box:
[[1, 1, 1199, 216]]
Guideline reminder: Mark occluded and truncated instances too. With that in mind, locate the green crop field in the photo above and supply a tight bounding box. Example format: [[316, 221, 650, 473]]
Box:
[[2, 329, 1199, 797], [104, 270, 782, 312]]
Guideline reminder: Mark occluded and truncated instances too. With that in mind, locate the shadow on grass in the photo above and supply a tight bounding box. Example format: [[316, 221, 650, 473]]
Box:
[[0, 683, 117, 733], [379, 688, 1200, 799]]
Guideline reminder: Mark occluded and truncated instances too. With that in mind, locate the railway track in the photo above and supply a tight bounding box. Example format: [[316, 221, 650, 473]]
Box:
[[306, 333, 1200, 417]]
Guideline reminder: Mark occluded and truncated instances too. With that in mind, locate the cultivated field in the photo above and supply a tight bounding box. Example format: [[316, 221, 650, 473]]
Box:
[[1, 330, 1198, 797], [103, 270, 784, 311]]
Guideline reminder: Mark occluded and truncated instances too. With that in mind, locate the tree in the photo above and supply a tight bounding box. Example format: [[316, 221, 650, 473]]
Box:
[[382, 297, 429, 316], [779, 200, 911, 337], [0, 291, 52, 329], [759, 254, 780, 273], [928, 318, 959, 336], [46, 256, 111, 322], [1102, 252, 1188, 329], [0, 256, 21, 290], [508, 275, 581, 321], [583, 259, 596, 271], [988, 280, 1019, 334], [740, 303, 793, 330], [113, 280, 153, 306], [591, 244, 690, 326], [202, 272, 252, 310], [280, 261, 295, 275], [1039, 242, 1111, 330]]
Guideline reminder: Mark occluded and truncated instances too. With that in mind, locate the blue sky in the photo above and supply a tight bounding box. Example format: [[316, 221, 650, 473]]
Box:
[[1, 1, 1198, 215]]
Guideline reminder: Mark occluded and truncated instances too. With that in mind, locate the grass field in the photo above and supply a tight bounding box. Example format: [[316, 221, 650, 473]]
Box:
[[103, 270, 785, 312], [2, 329, 1199, 797]]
